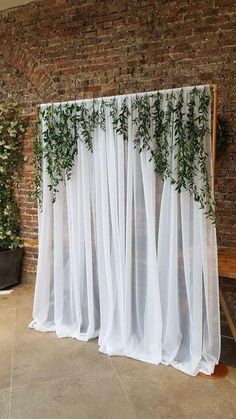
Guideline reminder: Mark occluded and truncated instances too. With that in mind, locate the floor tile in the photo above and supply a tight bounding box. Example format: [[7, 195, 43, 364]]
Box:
[[0, 292, 17, 310], [14, 304, 35, 338], [111, 357, 236, 419], [12, 333, 112, 388], [0, 307, 15, 338], [227, 366, 236, 388], [15, 285, 35, 308], [10, 374, 137, 419], [12, 294, 113, 388], [0, 389, 9, 419], [0, 337, 13, 390]]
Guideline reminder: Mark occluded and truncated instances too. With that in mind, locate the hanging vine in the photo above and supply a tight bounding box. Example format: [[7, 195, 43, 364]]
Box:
[[196, 88, 215, 221], [133, 94, 152, 152], [110, 98, 130, 141], [151, 91, 173, 180], [34, 87, 215, 222]]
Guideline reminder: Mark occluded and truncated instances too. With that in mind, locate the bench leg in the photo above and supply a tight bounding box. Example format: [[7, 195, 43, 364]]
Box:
[[219, 288, 236, 343]]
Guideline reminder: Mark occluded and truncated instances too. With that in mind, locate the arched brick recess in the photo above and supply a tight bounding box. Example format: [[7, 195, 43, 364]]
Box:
[[0, 43, 57, 281], [2, 41, 56, 102]]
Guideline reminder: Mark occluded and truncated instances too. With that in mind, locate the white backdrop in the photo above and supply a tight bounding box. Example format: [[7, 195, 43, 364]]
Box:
[[30, 86, 220, 376]]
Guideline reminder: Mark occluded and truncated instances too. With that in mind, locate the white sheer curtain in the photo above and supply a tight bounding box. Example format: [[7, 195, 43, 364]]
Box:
[[30, 86, 220, 376]]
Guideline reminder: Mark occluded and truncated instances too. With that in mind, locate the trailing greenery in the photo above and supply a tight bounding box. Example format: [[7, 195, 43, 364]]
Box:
[[0, 96, 27, 250], [151, 92, 173, 179], [110, 97, 130, 141], [133, 95, 152, 152], [34, 87, 215, 222]]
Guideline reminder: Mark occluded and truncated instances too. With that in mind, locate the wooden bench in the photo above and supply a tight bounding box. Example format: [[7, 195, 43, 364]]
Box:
[[218, 249, 236, 342]]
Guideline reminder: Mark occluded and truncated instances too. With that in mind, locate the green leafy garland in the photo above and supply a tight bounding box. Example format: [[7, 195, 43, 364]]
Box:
[[34, 87, 215, 222]]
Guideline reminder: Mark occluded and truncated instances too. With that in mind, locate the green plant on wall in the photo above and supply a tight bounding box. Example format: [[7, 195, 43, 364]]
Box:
[[0, 96, 27, 250]]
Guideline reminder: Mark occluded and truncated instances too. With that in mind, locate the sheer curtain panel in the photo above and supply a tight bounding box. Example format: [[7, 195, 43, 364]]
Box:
[[30, 86, 220, 376]]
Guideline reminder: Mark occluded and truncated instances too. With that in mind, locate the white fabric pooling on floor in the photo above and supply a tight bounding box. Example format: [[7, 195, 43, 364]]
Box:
[[30, 86, 220, 377]]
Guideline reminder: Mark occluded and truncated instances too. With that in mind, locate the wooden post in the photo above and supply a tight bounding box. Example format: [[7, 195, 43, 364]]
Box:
[[198, 84, 228, 380]]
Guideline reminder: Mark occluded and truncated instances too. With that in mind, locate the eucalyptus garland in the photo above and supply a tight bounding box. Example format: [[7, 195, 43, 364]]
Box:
[[151, 92, 173, 179], [34, 87, 215, 222], [110, 97, 130, 141]]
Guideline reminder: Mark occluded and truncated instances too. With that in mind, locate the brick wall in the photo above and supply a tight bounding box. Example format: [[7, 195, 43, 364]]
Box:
[[0, 0, 235, 284]]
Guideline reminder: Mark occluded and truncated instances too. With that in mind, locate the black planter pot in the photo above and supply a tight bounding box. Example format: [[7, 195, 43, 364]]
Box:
[[0, 247, 24, 290]]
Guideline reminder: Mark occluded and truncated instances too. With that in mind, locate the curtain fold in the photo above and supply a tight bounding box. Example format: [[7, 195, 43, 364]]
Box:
[[30, 86, 220, 376]]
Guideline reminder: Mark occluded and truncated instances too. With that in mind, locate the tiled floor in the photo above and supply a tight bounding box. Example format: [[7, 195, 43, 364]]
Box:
[[0, 285, 236, 419]]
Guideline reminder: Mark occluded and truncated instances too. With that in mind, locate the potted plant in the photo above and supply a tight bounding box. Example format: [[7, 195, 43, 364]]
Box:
[[0, 96, 27, 289]]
